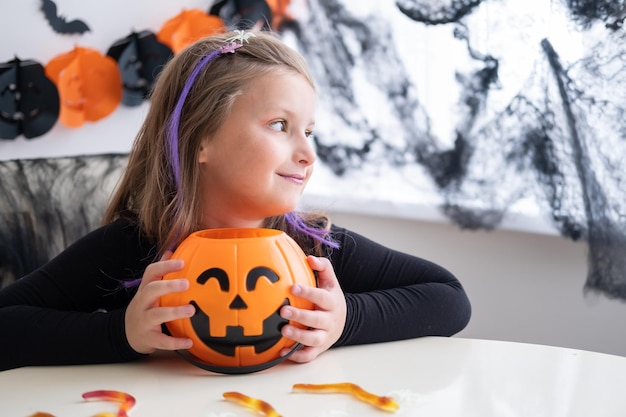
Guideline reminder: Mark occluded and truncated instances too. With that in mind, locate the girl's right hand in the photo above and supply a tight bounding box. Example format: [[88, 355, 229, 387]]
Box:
[[124, 253, 196, 354]]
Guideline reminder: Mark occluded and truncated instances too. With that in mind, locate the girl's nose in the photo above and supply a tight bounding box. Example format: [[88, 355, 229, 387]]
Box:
[[296, 134, 316, 166]]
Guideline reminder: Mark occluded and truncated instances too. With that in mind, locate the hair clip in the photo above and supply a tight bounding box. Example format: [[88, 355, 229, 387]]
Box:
[[221, 30, 255, 53], [226, 30, 256, 45], [220, 43, 243, 54]]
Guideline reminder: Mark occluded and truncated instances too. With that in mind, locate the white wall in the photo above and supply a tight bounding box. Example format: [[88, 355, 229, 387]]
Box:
[[327, 211, 626, 357]]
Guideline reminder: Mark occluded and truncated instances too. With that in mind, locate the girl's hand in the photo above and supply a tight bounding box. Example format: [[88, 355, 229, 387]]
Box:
[[124, 252, 196, 354], [279, 255, 347, 363]]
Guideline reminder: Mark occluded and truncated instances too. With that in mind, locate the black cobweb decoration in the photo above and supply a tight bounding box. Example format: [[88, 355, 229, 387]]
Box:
[[0, 155, 127, 287], [565, 0, 626, 30], [395, 0, 483, 25], [539, 32, 626, 298], [282, 0, 626, 300]]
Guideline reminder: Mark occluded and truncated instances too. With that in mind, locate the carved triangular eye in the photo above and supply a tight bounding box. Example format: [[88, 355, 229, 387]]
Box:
[[246, 266, 279, 290], [197, 267, 229, 291]]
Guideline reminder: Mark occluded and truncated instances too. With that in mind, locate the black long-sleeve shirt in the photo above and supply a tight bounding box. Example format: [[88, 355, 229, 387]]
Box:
[[0, 218, 471, 371]]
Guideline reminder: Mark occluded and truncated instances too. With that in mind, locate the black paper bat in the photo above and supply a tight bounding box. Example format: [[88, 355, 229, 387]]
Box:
[[40, 0, 91, 35]]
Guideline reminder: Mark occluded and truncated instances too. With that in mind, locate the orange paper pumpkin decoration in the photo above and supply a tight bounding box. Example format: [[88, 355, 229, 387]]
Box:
[[160, 228, 316, 374], [157, 9, 226, 54], [266, 0, 294, 30], [45, 46, 122, 128]]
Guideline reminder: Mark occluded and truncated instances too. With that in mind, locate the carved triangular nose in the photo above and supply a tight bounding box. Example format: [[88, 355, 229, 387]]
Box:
[[229, 294, 248, 309]]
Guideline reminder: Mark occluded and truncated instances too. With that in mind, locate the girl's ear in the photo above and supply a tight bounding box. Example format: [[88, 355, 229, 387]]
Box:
[[198, 141, 210, 163]]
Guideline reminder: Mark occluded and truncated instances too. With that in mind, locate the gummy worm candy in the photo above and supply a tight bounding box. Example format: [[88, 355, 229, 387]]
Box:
[[292, 382, 399, 412], [82, 390, 136, 417], [223, 391, 282, 417], [28, 391, 136, 417]]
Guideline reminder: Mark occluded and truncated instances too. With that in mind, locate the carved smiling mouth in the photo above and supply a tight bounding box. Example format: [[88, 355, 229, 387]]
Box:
[[189, 299, 290, 357]]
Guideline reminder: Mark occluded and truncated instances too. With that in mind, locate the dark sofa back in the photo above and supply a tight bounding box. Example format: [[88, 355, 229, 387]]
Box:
[[0, 154, 128, 287]]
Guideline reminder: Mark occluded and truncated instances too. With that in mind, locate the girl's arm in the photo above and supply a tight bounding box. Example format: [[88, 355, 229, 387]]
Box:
[[0, 219, 153, 371], [329, 226, 471, 346]]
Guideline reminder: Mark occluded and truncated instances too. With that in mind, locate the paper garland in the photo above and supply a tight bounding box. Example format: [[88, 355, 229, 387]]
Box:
[[0, 8, 226, 140]]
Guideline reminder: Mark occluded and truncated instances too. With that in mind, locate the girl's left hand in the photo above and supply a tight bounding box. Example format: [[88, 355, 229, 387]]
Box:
[[279, 255, 347, 363]]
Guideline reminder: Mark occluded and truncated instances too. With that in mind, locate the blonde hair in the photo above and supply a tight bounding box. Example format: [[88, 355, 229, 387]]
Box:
[[103, 31, 333, 257]]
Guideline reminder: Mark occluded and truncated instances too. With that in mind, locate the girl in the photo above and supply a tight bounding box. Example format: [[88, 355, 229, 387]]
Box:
[[0, 31, 471, 371]]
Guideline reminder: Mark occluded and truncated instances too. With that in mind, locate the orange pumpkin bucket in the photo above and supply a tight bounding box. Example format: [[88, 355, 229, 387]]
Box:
[[160, 228, 316, 374]]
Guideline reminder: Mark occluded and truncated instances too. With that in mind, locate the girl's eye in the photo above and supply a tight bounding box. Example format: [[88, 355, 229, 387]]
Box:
[[305, 129, 313, 138], [269, 120, 287, 132]]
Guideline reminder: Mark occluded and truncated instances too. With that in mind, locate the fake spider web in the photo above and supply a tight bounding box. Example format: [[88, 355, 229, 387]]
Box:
[[288, 0, 626, 299]]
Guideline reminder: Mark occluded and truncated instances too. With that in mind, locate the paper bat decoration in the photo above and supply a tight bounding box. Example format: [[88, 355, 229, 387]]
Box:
[[40, 0, 91, 35]]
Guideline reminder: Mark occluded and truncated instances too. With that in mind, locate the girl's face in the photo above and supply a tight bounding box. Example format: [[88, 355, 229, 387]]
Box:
[[197, 70, 317, 229]]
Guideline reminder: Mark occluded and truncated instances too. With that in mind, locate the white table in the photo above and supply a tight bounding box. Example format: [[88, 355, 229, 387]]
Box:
[[2, 337, 626, 417]]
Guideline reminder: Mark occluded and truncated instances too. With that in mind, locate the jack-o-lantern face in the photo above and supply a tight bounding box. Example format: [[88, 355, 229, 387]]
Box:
[[160, 228, 316, 373]]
